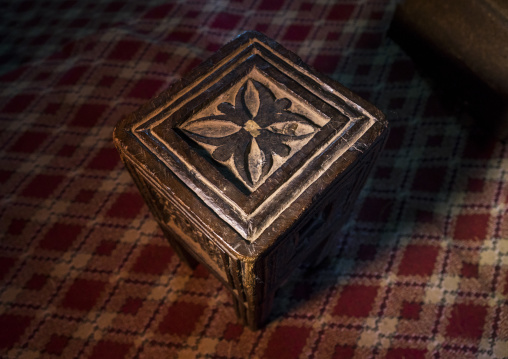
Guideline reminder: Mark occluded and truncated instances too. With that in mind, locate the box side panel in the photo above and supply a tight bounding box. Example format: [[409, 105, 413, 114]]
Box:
[[258, 128, 388, 294], [118, 152, 234, 284]]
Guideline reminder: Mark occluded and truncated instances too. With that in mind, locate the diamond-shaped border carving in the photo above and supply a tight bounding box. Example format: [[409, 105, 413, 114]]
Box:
[[130, 33, 379, 242], [177, 70, 330, 192]]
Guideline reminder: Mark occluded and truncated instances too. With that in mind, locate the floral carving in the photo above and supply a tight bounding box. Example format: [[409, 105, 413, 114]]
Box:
[[180, 79, 320, 188]]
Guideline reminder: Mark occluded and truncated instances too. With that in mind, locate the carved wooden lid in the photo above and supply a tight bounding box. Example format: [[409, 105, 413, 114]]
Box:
[[115, 31, 386, 246]]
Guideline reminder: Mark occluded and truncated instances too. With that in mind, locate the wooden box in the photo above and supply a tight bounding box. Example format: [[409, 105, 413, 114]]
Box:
[[113, 31, 388, 329]]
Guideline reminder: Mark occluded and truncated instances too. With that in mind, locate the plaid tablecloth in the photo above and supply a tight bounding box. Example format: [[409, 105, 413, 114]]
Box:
[[1, 0, 507, 358]]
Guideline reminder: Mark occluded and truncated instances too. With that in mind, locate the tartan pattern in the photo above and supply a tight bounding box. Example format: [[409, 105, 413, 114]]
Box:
[[1, 0, 507, 358], [0, 0, 172, 76]]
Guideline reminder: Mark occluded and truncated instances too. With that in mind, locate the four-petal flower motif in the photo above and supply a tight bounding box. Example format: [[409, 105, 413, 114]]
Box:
[[180, 79, 320, 188]]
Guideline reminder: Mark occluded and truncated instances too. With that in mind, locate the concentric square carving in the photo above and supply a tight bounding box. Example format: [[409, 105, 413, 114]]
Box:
[[129, 32, 380, 242]]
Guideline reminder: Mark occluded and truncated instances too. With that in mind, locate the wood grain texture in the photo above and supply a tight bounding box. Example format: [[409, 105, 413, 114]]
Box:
[[113, 31, 388, 329]]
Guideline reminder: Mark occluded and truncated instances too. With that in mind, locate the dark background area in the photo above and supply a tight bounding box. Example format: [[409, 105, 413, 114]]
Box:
[[0, 0, 169, 75]]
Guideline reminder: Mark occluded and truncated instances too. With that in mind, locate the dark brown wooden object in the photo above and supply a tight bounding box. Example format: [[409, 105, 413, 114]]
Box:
[[113, 31, 387, 329], [390, 0, 508, 138]]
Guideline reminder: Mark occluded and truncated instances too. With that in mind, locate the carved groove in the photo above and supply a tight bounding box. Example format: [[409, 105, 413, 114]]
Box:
[[129, 34, 381, 243]]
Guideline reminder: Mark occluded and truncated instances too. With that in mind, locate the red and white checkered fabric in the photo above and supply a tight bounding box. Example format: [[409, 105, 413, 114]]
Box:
[[1, 0, 507, 358]]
